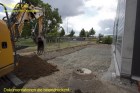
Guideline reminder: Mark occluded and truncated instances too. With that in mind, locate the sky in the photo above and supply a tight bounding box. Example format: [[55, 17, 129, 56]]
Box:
[[0, 0, 118, 36]]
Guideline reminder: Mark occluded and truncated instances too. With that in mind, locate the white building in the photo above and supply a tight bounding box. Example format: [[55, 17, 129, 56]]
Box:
[[113, 0, 140, 81]]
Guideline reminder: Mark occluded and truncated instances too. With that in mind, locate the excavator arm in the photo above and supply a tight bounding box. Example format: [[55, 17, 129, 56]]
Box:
[[9, 3, 44, 41], [0, 2, 44, 78]]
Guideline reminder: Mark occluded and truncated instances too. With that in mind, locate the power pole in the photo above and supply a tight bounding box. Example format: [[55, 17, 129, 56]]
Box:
[[67, 18, 69, 35]]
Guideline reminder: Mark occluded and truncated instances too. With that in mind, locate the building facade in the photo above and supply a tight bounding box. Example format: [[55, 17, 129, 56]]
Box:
[[113, 0, 140, 81]]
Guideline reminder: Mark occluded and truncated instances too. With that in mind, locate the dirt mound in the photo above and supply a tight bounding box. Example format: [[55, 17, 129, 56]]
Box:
[[14, 55, 59, 81]]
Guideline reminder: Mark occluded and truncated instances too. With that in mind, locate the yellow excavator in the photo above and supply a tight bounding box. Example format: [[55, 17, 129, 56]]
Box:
[[0, 1, 44, 88]]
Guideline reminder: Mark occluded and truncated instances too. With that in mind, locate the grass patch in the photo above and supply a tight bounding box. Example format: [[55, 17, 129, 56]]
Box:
[[17, 39, 88, 53], [45, 41, 88, 51], [15, 38, 36, 47]]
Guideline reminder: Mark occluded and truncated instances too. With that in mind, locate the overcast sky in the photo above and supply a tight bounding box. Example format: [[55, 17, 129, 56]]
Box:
[[0, 0, 118, 35]]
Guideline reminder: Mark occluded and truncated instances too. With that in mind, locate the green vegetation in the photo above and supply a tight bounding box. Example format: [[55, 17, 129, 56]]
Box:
[[103, 36, 113, 44], [68, 29, 75, 37], [46, 41, 87, 51], [16, 38, 36, 47], [97, 34, 113, 44], [44, 5, 62, 37], [89, 28, 95, 36], [21, 0, 62, 39], [79, 28, 96, 37], [79, 28, 86, 37], [16, 38, 88, 52], [21, 22, 32, 38], [23, 0, 43, 6], [59, 27, 65, 37]]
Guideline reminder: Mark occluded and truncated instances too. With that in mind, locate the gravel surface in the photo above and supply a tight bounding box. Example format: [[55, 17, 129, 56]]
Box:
[[40, 44, 88, 61], [23, 44, 137, 93]]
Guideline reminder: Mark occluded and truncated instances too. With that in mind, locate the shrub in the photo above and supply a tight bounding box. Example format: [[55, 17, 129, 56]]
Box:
[[103, 36, 113, 44]]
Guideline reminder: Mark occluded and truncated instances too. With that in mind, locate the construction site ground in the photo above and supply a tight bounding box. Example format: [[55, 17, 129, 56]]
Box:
[[15, 43, 138, 93]]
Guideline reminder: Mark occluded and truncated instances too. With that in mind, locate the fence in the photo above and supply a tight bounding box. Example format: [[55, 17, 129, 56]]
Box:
[[45, 37, 95, 43]]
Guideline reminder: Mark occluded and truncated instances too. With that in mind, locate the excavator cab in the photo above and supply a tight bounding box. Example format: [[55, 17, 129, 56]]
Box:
[[0, 20, 14, 77], [0, 3, 15, 77]]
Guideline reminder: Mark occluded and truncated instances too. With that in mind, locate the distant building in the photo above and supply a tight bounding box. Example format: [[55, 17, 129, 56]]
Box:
[[113, 0, 140, 81]]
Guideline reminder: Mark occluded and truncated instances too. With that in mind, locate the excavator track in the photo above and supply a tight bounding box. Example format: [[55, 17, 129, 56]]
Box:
[[0, 73, 24, 93], [0, 76, 13, 93]]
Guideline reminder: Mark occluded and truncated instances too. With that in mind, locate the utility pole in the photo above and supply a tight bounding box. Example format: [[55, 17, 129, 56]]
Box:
[[67, 18, 69, 35], [67, 18, 70, 46]]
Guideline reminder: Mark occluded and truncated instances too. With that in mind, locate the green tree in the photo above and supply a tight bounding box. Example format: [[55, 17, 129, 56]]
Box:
[[47, 27, 59, 37], [89, 27, 95, 36], [68, 29, 75, 37], [44, 4, 62, 37], [60, 27, 65, 37], [23, 0, 43, 6], [79, 28, 86, 37], [21, 22, 31, 39]]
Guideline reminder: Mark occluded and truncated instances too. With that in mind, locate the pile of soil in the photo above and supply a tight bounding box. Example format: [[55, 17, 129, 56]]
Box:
[[14, 55, 59, 81]]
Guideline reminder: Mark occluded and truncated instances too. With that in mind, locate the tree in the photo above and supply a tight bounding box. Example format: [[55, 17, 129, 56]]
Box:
[[68, 29, 75, 37], [47, 27, 59, 37], [23, 0, 43, 6], [60, 27, 65, 37], [89, 27, 95, 36], [44, 4, 62, 37], [21, 22, 31, 39], [79, 28, 86, 37]]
